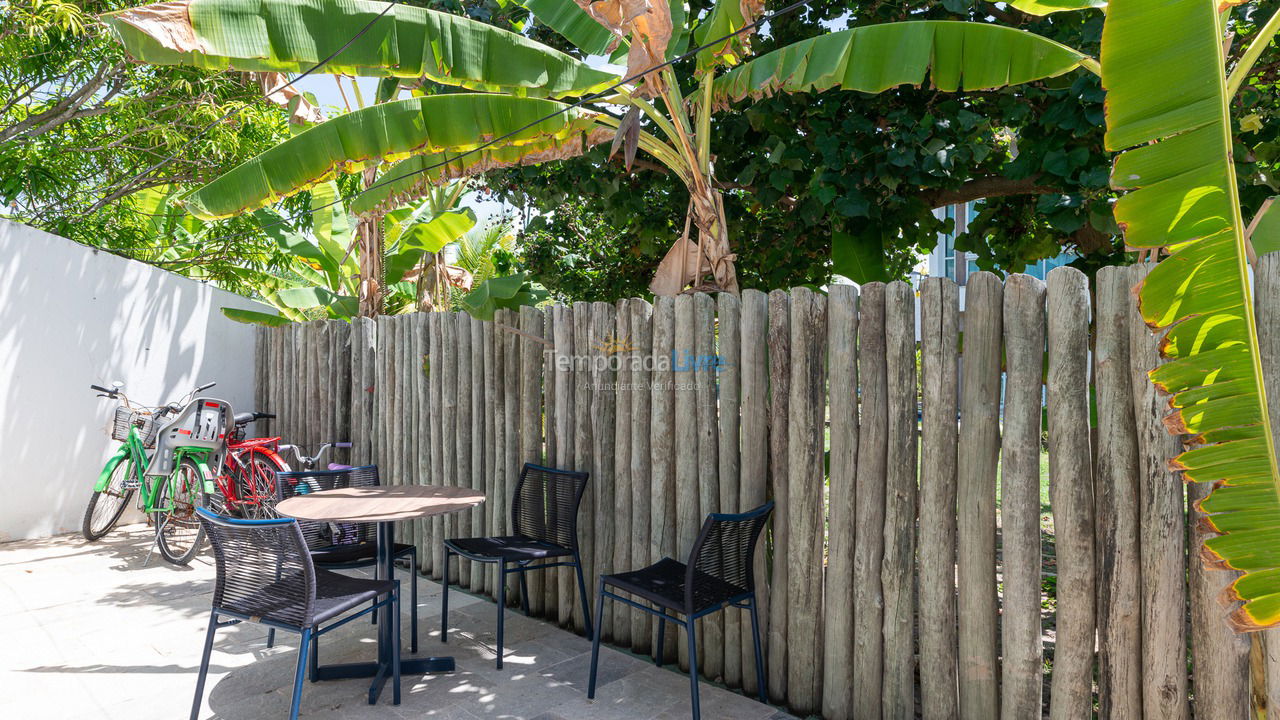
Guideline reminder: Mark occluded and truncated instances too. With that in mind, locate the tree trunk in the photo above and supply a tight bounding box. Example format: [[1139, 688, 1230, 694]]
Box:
[[649, 183, 739, 296]]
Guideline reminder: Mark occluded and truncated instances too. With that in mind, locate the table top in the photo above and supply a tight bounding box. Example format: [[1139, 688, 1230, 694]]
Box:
[[275, 485, 485, 523]]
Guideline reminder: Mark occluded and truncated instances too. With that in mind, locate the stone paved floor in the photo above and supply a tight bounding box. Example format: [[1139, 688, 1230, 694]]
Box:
[[0, 526, 797, 720]]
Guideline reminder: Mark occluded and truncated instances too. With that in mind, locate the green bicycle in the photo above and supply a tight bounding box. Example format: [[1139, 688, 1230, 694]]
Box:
[[82, 381, 227, 565]]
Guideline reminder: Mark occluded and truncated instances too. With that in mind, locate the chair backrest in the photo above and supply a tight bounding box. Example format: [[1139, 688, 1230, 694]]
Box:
[[685, 502, 775, 609], [196, 508, 316, 628], [275, 466, 381, 548], [510, 463, 590, 550]]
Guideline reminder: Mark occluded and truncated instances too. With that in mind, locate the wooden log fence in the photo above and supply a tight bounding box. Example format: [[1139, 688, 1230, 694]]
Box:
[[255, 268, 1280, 718]]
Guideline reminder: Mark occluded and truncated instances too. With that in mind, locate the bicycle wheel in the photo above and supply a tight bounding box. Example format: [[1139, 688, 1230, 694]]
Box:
[[82, 457, 136, 541], [153, 457, 208, 566], [240, 451, 286, 519]]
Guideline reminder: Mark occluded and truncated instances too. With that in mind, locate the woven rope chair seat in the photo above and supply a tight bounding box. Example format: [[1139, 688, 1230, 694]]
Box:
[[444, 535, 572, 562], [603, 557, 748, 615]]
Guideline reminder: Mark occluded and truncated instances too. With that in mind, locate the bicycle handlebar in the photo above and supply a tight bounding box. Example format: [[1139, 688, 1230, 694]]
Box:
[[89, 384, 113, 394], [196, 381, 216, 392]]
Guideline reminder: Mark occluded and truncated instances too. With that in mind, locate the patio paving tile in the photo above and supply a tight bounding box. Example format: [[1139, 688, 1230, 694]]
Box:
[[0, 525, 798, 720]]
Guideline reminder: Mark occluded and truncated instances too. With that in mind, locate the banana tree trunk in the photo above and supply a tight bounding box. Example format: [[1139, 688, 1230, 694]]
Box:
[[649, 183, 739, 296], [356, 216, 385, 317]]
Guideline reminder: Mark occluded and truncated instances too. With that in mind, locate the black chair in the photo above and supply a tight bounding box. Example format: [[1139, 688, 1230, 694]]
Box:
[[442, 463, 592, 669], [588, 502, 774, 719], [269, 466, 418, 660], [191, 508, 400, 720]]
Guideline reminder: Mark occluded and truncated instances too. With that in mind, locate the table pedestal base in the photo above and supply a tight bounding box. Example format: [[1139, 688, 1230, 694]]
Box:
[[314, 657, 456, 704]]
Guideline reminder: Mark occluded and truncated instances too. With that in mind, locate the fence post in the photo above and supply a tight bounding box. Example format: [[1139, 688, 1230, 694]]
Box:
[[650, 296, 678, 662], [957, 271, 1003, 720], [823, 284, 858, 720], [674, 293, 697, 669], [1128, 264, 1190, 719], [695, 293, 722, 678], [883, 281, 918, 720], [717, 292, 742, 688], [519, 306, 544, 614], [613, 299, 633, 648], [628, 297, 654, 655], [1001, 274, 1046, 720], [1256, 254, 1280, 720], [918, 277, 960, 720], [571, 303, 592, 626], [853, 282, 887, 719], [740, 289, 770, 696], [786, 287, 826, 715], [767, 289, 791, 703], [590, 301, 616, 638], [1094, 266, 1141, 719]]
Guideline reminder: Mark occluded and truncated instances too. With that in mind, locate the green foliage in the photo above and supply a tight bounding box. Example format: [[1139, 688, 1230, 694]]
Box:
[[0, 0, 292, 293], [489, 0, 1127, 300], [459, 272, 547, 321]]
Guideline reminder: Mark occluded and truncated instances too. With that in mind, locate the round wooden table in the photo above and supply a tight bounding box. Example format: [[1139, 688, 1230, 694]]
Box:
[[276, 484, 485, 705]]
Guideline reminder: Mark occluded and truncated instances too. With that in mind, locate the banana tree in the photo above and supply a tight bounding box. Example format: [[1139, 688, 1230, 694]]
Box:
[[224, 181, 480, 324], [100, 0, 1099, 296], [1100, 0, 1280, 631]]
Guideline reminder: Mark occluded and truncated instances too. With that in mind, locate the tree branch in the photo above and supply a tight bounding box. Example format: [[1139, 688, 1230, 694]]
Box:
[[916, 174, 1058, 208]]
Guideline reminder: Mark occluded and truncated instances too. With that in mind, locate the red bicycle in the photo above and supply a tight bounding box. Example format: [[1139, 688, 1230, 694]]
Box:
[[212, 411, 290, 519]]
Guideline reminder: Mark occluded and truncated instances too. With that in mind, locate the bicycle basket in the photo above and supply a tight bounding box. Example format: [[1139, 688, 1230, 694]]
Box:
[[111, 407, 158, 447]]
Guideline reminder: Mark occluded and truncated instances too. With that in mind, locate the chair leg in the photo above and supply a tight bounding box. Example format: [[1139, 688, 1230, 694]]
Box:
[[190, 610, 218, 720], [391, 582, 402, 705], [685, 620, 701, 720], [409, 547, 419, 654], [573, 553, 593, 640], [748, 598, 766, 703], [655, 617, 666, 667], [441, 547, 451, 644], [308, 628, 319, 683], [587, 580, 607, 699], [266, 627, 275, 649], [290, 628, 311, 720], [519, 570, 530, 616], [496, 560, 506, 669]]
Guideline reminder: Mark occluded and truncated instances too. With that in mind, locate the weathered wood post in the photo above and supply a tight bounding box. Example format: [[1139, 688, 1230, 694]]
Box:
[[823, 284, 858, 720], [918, 277, 960, 720], [956, 272, 1002, 720], [1002, 274, 1046, 720], [1094, 266, 1141, 719]]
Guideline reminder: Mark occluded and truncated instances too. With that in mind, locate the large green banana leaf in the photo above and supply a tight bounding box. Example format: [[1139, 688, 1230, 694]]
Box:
[[100, 0, 619, 98], [711, 20, 1095, 106], [176, 94, 608, 219], [385, 208, 476, 284], [520, 0, 620, 56], [1104, 0, 1280, 631], [694, 0, 762, 71], [348, 127, 613, 217], [1009, 0, 1106, 15]]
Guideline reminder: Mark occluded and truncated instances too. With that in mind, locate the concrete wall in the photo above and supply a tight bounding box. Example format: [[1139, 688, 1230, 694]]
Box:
[[0, 221, 274, 541]]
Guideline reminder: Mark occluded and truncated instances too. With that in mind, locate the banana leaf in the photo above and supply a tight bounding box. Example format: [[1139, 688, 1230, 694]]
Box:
[[1103, 0, 1280, 630], [460, 272, 546, 321], [520, 0, 620, 56], [1009, 0, 1106, 15], [175, 94, 608, 220], [1252, 199, 1279, 257], [221, 307, 291, 326], [101, 0, 619, 98], [349, 126, 614, 217], [712, 20, 1093, 106], [694, 0, 762, 71], [385, 208, 476, 284]]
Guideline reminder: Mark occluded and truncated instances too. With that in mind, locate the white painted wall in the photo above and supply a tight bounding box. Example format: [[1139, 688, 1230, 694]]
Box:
[[0, 221, 274, 541]]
